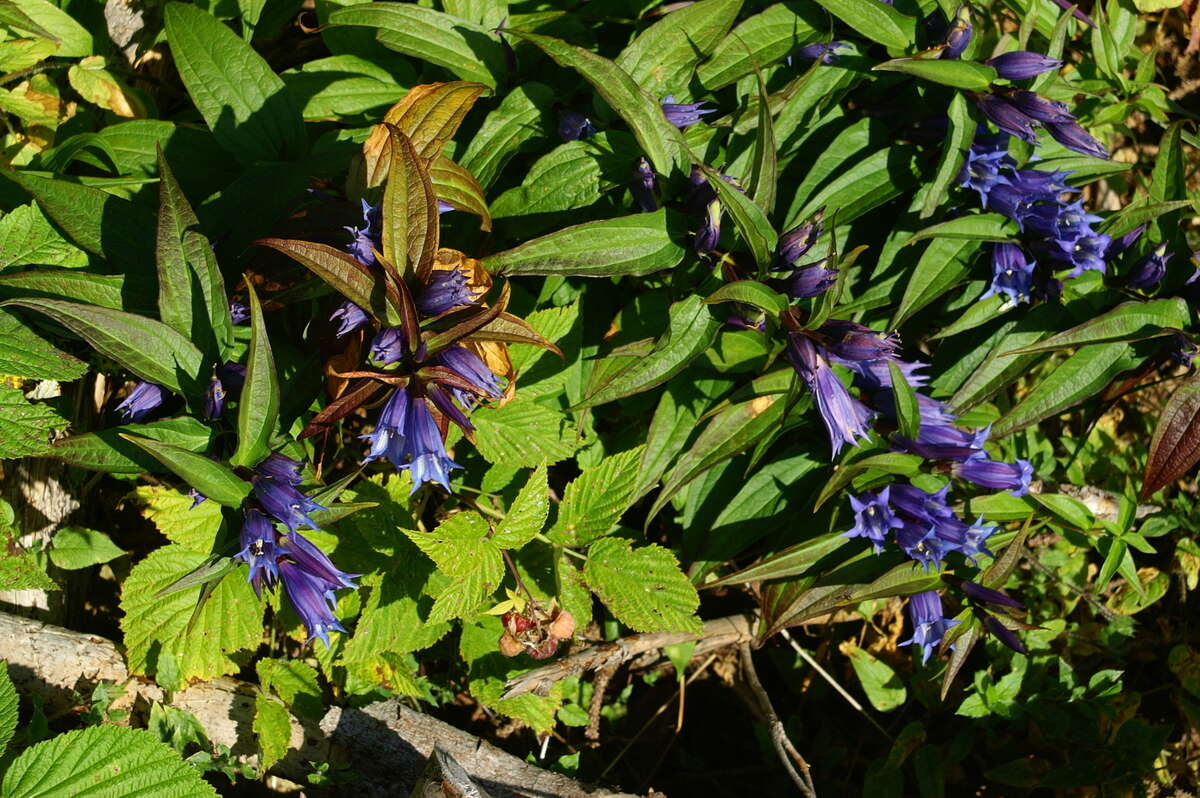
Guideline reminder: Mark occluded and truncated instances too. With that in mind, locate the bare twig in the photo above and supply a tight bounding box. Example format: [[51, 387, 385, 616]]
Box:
[[779, 629, 891, 741], [586, 664, 617, 742], [739, 643, 817, 798]]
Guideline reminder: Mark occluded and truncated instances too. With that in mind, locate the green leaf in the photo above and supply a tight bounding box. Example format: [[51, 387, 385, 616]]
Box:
[[698, 3, 819, 91], [49, 417, 214, 475], [3, 0, 92, 57], [842, 641, 906, 712], [811, 0, 917, 51], [921, 93, 974, 219], [709, 532, 849, 586], [133, 485, 225, 553], [1003, 298, 1190, 355], [1029, 493, 1094, 530], [993, 342, 1145, 436], [891, 236, 983, 327], [492, 466, 549, 549], [2, 299, 205, 401], [1, 725, 218, 798], [490, 132, 632, 218], [48, 527, 126, 570], [504, 29, 688, 179], [0, 385, 66, 459], [483, 209, 686, 278], [429, 155, 491, 231], [458, 82, 554, 189], [381, 127, 438, 282], [550, 446, 645, 545], [584, 538, 702, 634], [785, 143, 921, 229], [230, 283, 280, 469], [615, 0, 742, 98], [281, 55, 406, 121], [460, 616, 563, 733], [888, 361, 920, 440], [0, 203, 88, 269], [703, 280, 787, 315], [256, 658, 323, 720], [0, 527, 55, 591], [813, 452, 923, 509], [0, 663, 17, 755], [577, 295, 721, 408], [254, 238, 403, 326], [252, 694, 291, 774], [329, 3, 506, 88], [0, 270, 136, 311], [874, 58, 996, 89], [120, 545, 260, 683], [473, 397, 577, 468], [120, 436, 251, 508], [3, 171, 155, 268], [164, 3, 305, 161], [906, 213, 1018, 246], [405, 514, 503, 624], [697, 163, 777, 271], [749, 70, 778, 216], [0, 309, 86, 381]]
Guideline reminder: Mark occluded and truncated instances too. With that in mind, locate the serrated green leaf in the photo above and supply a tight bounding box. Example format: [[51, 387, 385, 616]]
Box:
[[48, 527, 125, 570], [550, 446, 644, 546], [256, 658, 323, 720], [133, 485, 225, 553], [0, 203, 88, 269], [253, 694, 291, 774], [0, 527, 55, 591], [120, 544, 260, 683], [0, 663, 16, 755], [615, 0, 742, 98], [483, 209, 687, 278], [405, 514, 503, 623], [0, 385, 65, 459], [472, 397, 577, 467], [493, 466, 549, 549], [230, 283, 279, 469], [164, 2, 306, 162], [0, 309, 86, 381], [874, 57, 996, 89], [122, 436, 250, 508], [1, 725, 217, 798], [584, 538, 701, 634]]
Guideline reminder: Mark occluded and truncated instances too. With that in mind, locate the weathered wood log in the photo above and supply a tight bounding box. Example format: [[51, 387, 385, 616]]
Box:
[[0, 612, 642, 798]]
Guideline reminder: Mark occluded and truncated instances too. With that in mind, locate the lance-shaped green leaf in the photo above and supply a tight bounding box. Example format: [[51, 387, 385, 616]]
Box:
[[430, 155, 492, 231], [229, 283, 279, 469], [921, 92, 973, 219], [813, 452, 923, 509], [1003, 298, 1190, 355], [939, 619, 981, 700], [708, 533, 850, 587], [1099, 200, 1195, 240], [503, 30, 688, 179], [1141, 371, 1200, 499], [891, 236, 983, 327], [874, 58, 996, 89], [483, 209, 686, 278], [647, 392, 786, 523], [328, 4, 506, 88], [463, 312, 563, 355], [703, 280, 786, 315], [696, 162, 777, 272], [3, 170, 155, 268], [119, 435, 250, 507], [577, 295, 720, 409], [698, 3, 820, 90], [812, 0, 918, 51], [748, 69, 778, 216], [0, 269, 138, 311], [156, 147, 230, 361], [993, 342, 1145, 436], [254, 239, 403, 327], [888, 361, 920, 440], [382, 127, 438, 282], [615, 0, 742, 98], [458, 82, 553, 190], [164, 2, 305, 162], [48, 416, 214, 474], [906, 213, 1017, 246], [2, 299, 205, 401]]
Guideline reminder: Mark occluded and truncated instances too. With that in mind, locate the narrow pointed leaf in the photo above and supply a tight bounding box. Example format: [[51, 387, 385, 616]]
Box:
[[615, 0, 742, 98], [697, 162, 777, 271], [920, 93, 974, 219], [299, 379, 386, 440], [382, 127, 438, 282], [888, 360, 920, 440], [892, 237, 984, 327], [813, 453, 923, 509], [119, 435, 250, 507], [230, 283, 279, 468], [0, 270, 136, 311], [749, 69, 778, 216], [698, 3, 818, 90], [47, 416, 214, 474], [708, 533, 849, 587], [812, 0, 918, 51], [463, 312, 563, 355], [254, 238, 403, 327], [1004, 298, 1190, 355], [430, 155, 492, 231], [703, 280, 787, 315], [874, 58, 996, 89], [1141, 371, 1200, 498]]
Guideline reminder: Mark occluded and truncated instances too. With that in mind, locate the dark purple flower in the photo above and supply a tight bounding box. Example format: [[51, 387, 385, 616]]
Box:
[[558, 110, 596, 141], [1045, 120, 1108, 159], [896, 520, 941, 570], [218, 361, 246, 393], [776, 216, 824, 267], [1006, 90, 1074, 124], [695, 199, 722, 254], [279, 560, 348, 647], [256, 453, 304, 486], [237, 509, 280, 597], [1126, 243, 1171, 290], [784, 261, 838, 298], [631, 157, 658, 212], [362, 387, 409, 466], [962, 579, 1024, 609], [794, 41, 850, 65], [1050, 231, 1111, 276], [818, 320, 900, 362], [283, 530, 359, 595], [983, 615, 1029, 654], [982, 242, 1036, 305], [204, 376, 226, 420], [344, 200, 381, 266], [726, 315, 767, 332], [1024, 199, 1102, 241], [846, 487, 904, 552], [661, 95, 715, 128], [785, 335, 876, 455], [977, 95, 1039, 145], [839, 357, 929, 392], [252, 471, 324, 533], [188, 488, 207, 509], [1109, 224, 1146, 257], [875, 391, 957, 427], [890, 483, 955, 523], [330, 300, 369, 338], [229, 301, 250, 325], [417, 269, 477, 316], [1168, 333, 1197, 367], [436, 345, 504, 404], [954, 454, 1034, 496], [987, 51, 1062, 80], [369, 328, 406, 366], [903, 592, 961, 663], [941, 6, 972, 60], [116, 381, 166, 422]]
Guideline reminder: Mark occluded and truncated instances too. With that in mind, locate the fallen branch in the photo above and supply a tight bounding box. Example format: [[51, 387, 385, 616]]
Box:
[[502, 613, 755, 700], [0, 611, 641, 798]]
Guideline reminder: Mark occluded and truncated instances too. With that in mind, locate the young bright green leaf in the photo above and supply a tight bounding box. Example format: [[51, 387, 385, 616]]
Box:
[[0, 526, 55, 591], [252, 694, 291, 775], [703, 280, 787, 315], [472, 397, 577, 467], [2, 299, 206, 401], [888, 361, 921, 440], [49, 417, 214, 475], [1005, 298, 1189, 355], [48, 527, 126, 570], [615, 0, 742, 98], [164, 3, 306, 163], [698, 3, 820, 90], [874, 58, 996, 89], [3, 0, 92, 57], [483, 209, 686, 278], [0, 309, 86, 381], [256, 658, 323, 720], [0, 384, 66, 460], [0, 725, 218, 798], [584, 538, 702, 634], [230, 283, 280, 469], [492, 465, 549, 549], [811, 0, 918, 51], [405, 514, 504, 624], [119, 435, 251, 508], [550, 446, 645, 546]]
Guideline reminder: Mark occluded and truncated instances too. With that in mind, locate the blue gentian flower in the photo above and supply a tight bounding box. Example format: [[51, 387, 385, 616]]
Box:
[[252, 462, 325, 533], [817, 320, 900, 362], [981, 242, 1036, 305], [1023, 200, 1102, 241], [962, 579, 1024, 609], [845, 487, 904, 552], [187, 488, 207, 508], [204, 376, 226, 420], [631, 157, 658, 212], [661, 95, 714, 128], [116, 381, 166, 422], [941, 6, 972, 59], [368, 328, 407, 366], [1049, 230, 1111, 276], [959, 139, 1015, 205], [435, 345, 504, 405], [418, 269, 478, 317], [785, 334, 876, 455], [558, 110, 596, 141], [839, 357, 929, 392], [977, 94, 1040, 144], [330, 300, 369, 338], [901, 591, 960, 663], [793, 41, 850, 65], [282, 530, 359, 595], [783, 261, 838, 298], [1126, 243, 1171, 290], [229, 300, 250, 325], [237, 509, 281, 597], [695, 199, 722, 254], [776, 217, 824, 267], [1006, 90, 1074, 123], [402, 395, 460, 493], [954, 454, 1034, 496], [1045, 120, 1108, 159], [889, 483, 955, 524], [983, 615, 1029, 654], [987, 51, 1062, 80], [256, 453, 305, 485], [279, 560, 348, 648], [896, 520, 942, 570], [344, 200, 382, 266], [1168, 333, 1197, 367]]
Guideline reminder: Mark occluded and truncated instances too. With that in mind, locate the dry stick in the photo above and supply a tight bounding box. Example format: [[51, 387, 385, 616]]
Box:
[[739, 643, 817, 798], [586, 664, 617, 742], [778, 628, 891, 741]]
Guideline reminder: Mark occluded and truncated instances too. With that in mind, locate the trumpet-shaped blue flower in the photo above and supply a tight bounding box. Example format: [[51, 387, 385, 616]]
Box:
[[345, 200, 381, 266], [845, 487, 904, 552], [204, 376, 226, 420], [369, 328, 407, 366], [1046, 119, 1108, 159], [1126, 243, 1171, 290], [987, 51, 1062, 80], [695, 199, 722, 254], [330, 300, 369, 338], [982, 242, 1036, 305], [661, 95, 714, 128], [116, 381, 166, 422], [237, 509, 281, 597], [786, 334, 876, 455], [418, 269, 478, 316], [279, 560, 348, 648], [558, 110, 596, 141], [901, 591, 960, 664], [954, 454, 1034, 496], [632, 158, 658, 212]]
